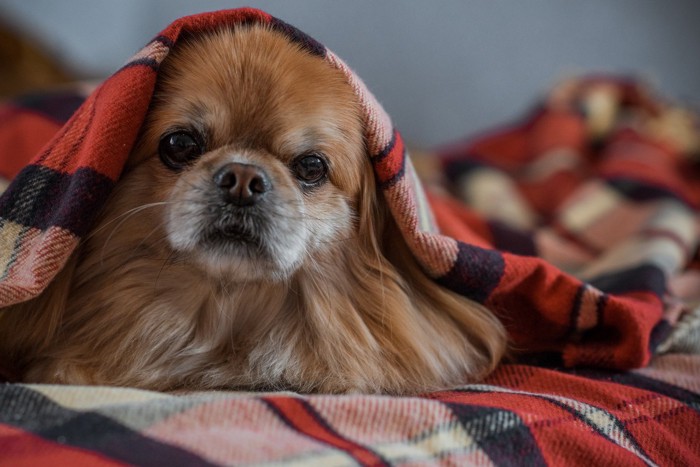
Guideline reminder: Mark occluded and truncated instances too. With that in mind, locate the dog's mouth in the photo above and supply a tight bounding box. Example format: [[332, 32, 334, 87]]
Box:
[[196, 200, 269, 248], [203, 221, 262, 248], [216, 223, 258, 243]]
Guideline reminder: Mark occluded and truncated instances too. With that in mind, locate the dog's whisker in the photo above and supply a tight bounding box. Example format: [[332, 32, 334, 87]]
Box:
[[313, 236, 355, 245], [120, 227, 170, 264], [87, 202, 173, 241], [96, 204, 172, 265], [153, 250, 177, 292]]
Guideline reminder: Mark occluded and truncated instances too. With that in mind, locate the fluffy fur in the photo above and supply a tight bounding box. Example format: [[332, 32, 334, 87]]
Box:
[[0, 25, 506, 394]]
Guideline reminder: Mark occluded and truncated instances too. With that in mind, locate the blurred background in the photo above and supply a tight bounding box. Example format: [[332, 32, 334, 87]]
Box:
[[1, 0, 699, 146]]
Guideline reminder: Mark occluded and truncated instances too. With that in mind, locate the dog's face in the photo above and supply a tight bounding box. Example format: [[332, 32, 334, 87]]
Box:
[[130, 27, 365, 281], [1, 24, 506, 394]]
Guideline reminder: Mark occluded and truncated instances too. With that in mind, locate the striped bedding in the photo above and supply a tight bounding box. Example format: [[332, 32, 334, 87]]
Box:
[[0, 8, 698, 465]]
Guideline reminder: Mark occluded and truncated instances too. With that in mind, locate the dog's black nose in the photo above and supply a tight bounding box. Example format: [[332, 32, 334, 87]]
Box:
[[213, 163, 270, 206]]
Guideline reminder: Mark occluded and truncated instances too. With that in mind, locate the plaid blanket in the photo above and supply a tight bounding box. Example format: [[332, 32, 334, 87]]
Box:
[[0, 8, 699, 465], [1, 361, 698, 465]]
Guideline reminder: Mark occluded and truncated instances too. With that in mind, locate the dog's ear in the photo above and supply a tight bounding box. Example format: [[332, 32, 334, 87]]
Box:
[[349, 159, 507, 391], [0, 247, 79, 378]]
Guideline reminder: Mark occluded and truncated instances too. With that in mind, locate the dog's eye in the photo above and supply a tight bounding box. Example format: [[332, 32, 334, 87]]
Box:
[[292, 153, 328, 186], [158, 130, 204, 170]]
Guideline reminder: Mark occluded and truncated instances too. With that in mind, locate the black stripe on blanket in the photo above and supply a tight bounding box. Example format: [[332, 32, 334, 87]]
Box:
[[444, 157, 486, 184], [437, 241, 505, 303], [0, 164, 114, 237], [270, 16, 326, 57], [120, 57, 161, 72], [587, 263, 666, 298], [487, 220, 537, 256], [445, 402, 547, 466], [607, 178, 691, 206], [13, 92, 86, 125], [0, 385, 215, 466], [565, 369, 700, 413]]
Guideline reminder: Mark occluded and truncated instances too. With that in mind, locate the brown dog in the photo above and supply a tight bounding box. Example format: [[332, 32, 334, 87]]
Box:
[[0, 25, 506, 394]]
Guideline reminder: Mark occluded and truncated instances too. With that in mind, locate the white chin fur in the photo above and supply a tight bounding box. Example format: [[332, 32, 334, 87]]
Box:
[[192, 252, 300, 282], [165, 212, 311, 282]]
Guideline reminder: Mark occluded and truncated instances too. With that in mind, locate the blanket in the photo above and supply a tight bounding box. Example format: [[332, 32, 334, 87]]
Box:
[[1, 362, 697, 466], [0, 8, 699, 465]]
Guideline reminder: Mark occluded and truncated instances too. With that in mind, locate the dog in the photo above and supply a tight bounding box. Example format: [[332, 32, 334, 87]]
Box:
[[0, 24, 506, 394]]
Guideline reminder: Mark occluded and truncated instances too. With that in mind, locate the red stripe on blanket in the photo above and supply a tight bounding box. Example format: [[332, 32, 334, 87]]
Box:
[[37, 71, 155, 180], [372, 130, 405, 186], [442, 120, 531, 170], [263, 397, 388, 466], [0, 107, 62, 180], [599, 130, 697, 207], [528, 110, 586, 155], [624, 406, 700, 465], [519, 170, 587, 220], [0, 424, 126, 467]]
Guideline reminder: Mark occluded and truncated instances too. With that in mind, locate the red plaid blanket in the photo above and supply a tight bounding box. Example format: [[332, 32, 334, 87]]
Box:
[[0, 8, 699, 465], [0, 361, 698, 465]]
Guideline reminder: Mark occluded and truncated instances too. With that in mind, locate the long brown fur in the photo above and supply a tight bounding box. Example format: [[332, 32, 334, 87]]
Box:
[[0, 25, 506, 394]]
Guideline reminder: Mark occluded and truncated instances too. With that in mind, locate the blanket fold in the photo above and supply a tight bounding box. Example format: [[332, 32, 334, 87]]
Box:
[[436, 76, 700, 364], [0, 9, 698, 374]]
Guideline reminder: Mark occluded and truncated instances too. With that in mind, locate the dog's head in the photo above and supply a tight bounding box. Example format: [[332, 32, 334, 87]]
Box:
[[127, 26, 366, 281]]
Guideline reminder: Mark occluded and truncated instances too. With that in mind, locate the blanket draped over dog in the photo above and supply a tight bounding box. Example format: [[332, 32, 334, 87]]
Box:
[[0, 8, 699, 465]]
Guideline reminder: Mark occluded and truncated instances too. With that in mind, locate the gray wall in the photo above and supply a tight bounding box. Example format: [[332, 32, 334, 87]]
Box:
[[2, 0, 699, 146]]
